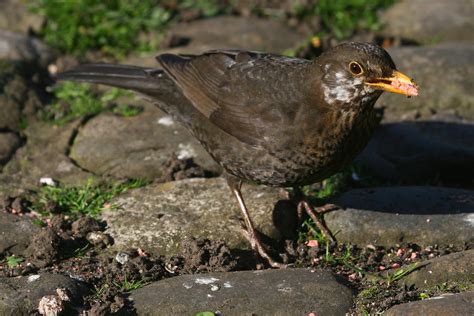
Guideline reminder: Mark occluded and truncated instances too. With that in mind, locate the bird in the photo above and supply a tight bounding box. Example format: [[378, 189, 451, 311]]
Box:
[[58, 42, 418, 268]]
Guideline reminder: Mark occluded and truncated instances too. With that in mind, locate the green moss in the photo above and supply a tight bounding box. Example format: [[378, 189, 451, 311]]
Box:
[[28, 0, 228, 58], [31, 178, 148, 219], [42, 82, 138, 125], [292, 0, 395, 40]]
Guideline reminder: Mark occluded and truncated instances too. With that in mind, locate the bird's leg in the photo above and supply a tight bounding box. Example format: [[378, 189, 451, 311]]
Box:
[[226, 177, 285, 268], [293, 187, 337, 244]]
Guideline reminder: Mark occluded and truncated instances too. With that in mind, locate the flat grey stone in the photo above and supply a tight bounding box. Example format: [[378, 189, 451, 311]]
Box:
[[69, 106, 220, 181], [104, 177, 295, 256], [0, 0, 44, 34], [385, 291, 474, 316], [326, 187, 474, 247], [0, 212, 40, 256], [124, 16, 306, 67], [0, 30, 55, 67], [130, 268, 354, 315], [356, 121, 474, 185], [378, 43, 474, 121], [401, 250, 474, 290], [167, 16, 305, 53], [0, 273, 89, 315], [379, 0, 474, 43], [3, 120, 92, 188], [0, 60, 43, 131]]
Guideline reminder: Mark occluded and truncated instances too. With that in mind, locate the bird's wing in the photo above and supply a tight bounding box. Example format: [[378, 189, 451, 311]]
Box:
[[157, 50, 315, 147]]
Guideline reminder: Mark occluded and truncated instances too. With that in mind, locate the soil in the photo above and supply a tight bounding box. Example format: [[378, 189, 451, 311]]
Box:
[[1, 201, 470, 314]]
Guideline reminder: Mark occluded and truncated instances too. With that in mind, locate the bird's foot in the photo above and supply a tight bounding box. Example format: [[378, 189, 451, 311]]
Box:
[[239, 225, 287, 269], [297, 200, 337, 245]]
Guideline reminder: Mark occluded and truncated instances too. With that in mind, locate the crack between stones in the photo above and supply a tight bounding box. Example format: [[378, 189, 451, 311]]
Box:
[[0, 128, 27, 167], [64, 115, 98, 176]]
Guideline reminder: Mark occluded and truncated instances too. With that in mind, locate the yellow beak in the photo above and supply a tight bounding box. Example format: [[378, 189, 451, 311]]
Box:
[[365, 70, 419, 97]]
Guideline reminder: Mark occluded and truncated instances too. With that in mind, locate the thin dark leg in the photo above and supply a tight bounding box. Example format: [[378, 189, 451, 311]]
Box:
[[293, 187, 337, 244], [226, 176, 285, 268]]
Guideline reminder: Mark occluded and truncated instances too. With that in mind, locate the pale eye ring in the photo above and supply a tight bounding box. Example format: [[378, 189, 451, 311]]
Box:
[[349, 61, 363, 75]]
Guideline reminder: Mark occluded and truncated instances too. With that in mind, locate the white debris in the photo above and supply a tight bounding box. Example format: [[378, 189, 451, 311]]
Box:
[[56, 288, 70, 302], [39, 177, 56, 186], [28, 274, 41, 282], [177, 143, 196, 160], [195, 277, 219, 285], [210, 284, 220, 291], [351, 171, 361, 181], [464, 213, 474, 226], [115, 252, 130, 265], [223, 282, 233, 288], [48, 64, 58, 76], [157, 116, 175, 126], [38, 295, 63, 316], [182, 282, 193, 289]]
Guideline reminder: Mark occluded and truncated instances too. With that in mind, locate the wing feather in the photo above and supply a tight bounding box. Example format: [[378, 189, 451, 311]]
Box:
[[157, 50, 316, 147]]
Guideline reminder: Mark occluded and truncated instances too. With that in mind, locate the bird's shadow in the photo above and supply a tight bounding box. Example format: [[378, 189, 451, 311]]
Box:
[[356, 120, 474, 188]]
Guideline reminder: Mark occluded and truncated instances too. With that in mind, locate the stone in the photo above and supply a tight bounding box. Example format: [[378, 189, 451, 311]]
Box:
[[130, 268, 354, 315], [379, 0, 474, 43], [24, 228, 61, 268], [3, 119, 93, 188], [378, 43, 474, 121], [401, 250, 474, 290], [0, 132, 22, 167], [0, 30, 55, 67], [0, 273, 89, 315], [325, 187, 474, 247], [167, 16, 305, 53], [69, 105, 220, 181], [0, 59, 43, 130], [0, 0, 44, 34], [124, 16, 306, 67], [356, 120, 474, 185], [104, 177, 296, 256], [0, 212, 40, 256], [385, 291, 474, 316]]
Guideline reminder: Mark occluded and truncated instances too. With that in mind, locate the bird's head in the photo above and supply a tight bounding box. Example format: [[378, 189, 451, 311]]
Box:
[[317, 42, 418, 109]]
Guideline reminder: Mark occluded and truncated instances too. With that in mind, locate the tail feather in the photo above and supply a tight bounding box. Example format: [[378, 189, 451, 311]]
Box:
[[57, 63, 163, 92]]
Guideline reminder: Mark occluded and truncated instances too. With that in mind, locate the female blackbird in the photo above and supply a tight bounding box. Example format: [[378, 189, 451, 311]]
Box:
[[58, 42, 418, 267]]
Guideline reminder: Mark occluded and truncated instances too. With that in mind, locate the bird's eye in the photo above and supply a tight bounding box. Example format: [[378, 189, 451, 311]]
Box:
[[349, 61, 363, 75]]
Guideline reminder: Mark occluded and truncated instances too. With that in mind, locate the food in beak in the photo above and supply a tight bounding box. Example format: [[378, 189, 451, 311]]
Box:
[[391, 76, 419, 96], [365, 70, 419, 97]]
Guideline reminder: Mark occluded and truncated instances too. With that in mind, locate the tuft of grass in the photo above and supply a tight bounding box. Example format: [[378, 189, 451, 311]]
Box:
[[298, 219, 364, 274], [32, 178, 148, 219], [73, 243, 91, 258], [292, 0, 395, 40], [6, 255, 24, 268], [114, 276, 148, 292], [93, 284, 109, 300], [383, 263, 420, 285], [43, 82, 138, 125]]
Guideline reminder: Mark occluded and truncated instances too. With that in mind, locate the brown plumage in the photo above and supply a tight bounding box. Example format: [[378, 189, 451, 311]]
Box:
[[58, 42, 418, 267]]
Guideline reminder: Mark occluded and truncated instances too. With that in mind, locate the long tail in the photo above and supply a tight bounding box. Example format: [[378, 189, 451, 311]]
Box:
[[57, 63, 164, 93], [57, 63, 203, 128]]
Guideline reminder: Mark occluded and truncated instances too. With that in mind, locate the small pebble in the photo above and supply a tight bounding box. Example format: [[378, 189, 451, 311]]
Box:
[[115, 252, 130, 265]]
